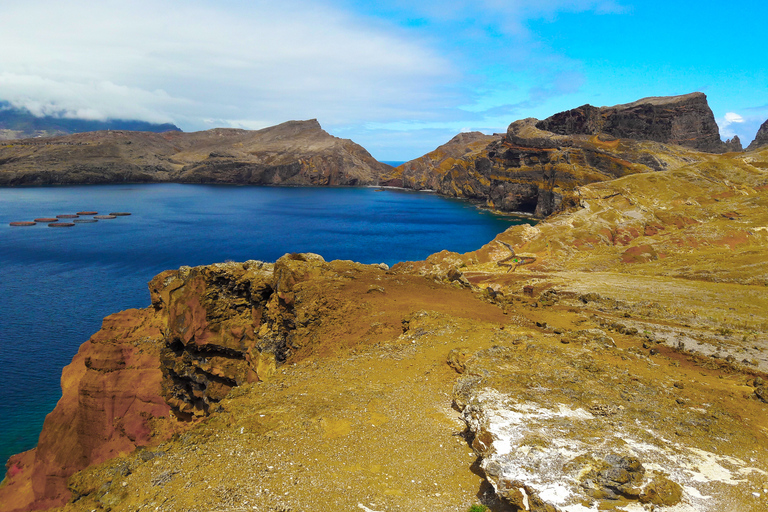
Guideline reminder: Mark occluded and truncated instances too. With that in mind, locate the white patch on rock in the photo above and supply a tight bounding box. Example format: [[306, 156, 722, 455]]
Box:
[[464, 388, 767, 512]]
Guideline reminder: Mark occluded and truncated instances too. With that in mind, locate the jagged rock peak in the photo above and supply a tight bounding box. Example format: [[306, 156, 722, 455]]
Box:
[[747, 119, 768, 151], [724, 135, 743, 152], [535, 92, 729, 153]]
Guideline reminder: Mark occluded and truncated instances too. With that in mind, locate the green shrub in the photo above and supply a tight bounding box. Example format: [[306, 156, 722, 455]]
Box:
[[467, 505, 489, 512]]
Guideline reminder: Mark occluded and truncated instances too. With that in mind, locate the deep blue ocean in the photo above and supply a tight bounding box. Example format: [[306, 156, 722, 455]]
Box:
[[0, 183, 530, 478]]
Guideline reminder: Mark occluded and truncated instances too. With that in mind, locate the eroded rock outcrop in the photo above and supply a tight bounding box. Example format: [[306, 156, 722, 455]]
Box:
[[0, 254, 402, 510], [747, 119, 768, 151], [535, 92, 729, 153], [0, 120, 389, 186], [724, 135, 743, 152], [385, 93, 739, 217], [379, 131, 500, 190], [0, 309, 175, 511], [384, 116, 709, 217]]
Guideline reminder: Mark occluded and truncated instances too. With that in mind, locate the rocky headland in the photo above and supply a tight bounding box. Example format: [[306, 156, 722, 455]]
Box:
[[0, 120, 389, 186], [2, 137, 768, 511], [383, 93, 766, 218], [533, 92, 731, 153]]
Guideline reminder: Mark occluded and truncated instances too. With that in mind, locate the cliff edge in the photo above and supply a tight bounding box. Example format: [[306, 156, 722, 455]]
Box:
[[383, 92, 740, 217], [535, 92, 731, 153]]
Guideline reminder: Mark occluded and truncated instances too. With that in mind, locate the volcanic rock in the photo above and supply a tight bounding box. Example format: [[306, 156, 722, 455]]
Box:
[[535, 92, 729, 153], [383, 93, 733, 217], [454, 344, 761, 511], [747, 119, 768, 151], [3, 131, 768, 512], [385, 115, 710, 217], [379, 131, 499, 190], [723, 135, 743, 152], [0, 309, 175, 511]]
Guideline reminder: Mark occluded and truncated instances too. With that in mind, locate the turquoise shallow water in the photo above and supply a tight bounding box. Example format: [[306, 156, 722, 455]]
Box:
[[0, 183, 531, 477]]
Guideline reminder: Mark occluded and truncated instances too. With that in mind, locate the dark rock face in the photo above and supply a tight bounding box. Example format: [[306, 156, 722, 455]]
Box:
[[384, 93, 732, 217], [535, 92, 729, 153], [385, 115, 709, 218], [0, 120, 389, 186], [747, 119, 768, 151]]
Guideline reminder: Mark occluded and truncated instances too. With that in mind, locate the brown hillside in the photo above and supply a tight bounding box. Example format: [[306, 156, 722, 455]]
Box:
[[0, 120, 389, 186]]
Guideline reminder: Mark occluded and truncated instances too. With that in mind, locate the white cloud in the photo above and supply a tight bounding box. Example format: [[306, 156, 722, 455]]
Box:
[[0, 0, 630, 157], [718, 111, 746, 139], [0, 0, 452, 130]]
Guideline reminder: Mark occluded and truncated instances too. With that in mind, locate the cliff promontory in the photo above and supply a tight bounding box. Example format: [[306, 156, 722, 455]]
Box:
[[535, 92, 731, 153], [0, 120, 389, 186], [383, 92, 745, 217]]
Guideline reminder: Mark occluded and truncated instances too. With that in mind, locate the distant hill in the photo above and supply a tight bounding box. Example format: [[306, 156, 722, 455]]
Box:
[[0, 102, 181, 140], [0, 119, 390, 186]]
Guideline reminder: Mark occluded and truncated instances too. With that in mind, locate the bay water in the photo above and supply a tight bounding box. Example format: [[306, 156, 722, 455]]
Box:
[[0, 183, 531, 477]]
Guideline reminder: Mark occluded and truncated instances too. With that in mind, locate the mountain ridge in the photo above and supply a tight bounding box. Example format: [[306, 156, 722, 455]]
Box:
[[0, 102, 180, 141], [0, 119, 389, 186]]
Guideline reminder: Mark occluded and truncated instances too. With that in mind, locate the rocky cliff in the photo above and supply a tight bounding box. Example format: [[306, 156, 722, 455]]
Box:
[[383, 93, 736, 217], [383, 117, 711, 217], [0, 120, 389, 186], [2, 146, 768, 512], [748, 119, 768, 151], [535, 92, 731, 153]]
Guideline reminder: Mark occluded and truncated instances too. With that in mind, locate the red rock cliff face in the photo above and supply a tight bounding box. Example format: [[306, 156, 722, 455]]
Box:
[[0, 254, 393, 511], [0, 309, 175, 511]]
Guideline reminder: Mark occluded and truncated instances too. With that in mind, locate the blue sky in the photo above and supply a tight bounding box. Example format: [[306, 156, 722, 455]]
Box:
[[1, 0, 766, 160]]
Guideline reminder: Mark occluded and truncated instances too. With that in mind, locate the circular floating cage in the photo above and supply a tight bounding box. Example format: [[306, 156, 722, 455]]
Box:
[[49, 222, 75, 228], [56, 214, 79, 219], [109, 212, 131, 216], [94, 215, 117, 219], [34, 217, 58, 222], [76, 211, 98, 215], [73, 219, 98, 223], [9, 221, 36, 226]]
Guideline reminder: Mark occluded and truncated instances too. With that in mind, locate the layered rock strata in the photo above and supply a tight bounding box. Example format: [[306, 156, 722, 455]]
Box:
[[535, 92, 730, 153], [383, 117, 709, 217], [3, 120, 768, 512], [0, 309, 174, 511], [0, 120, 388, 186], [383, 93, 742, 217]]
